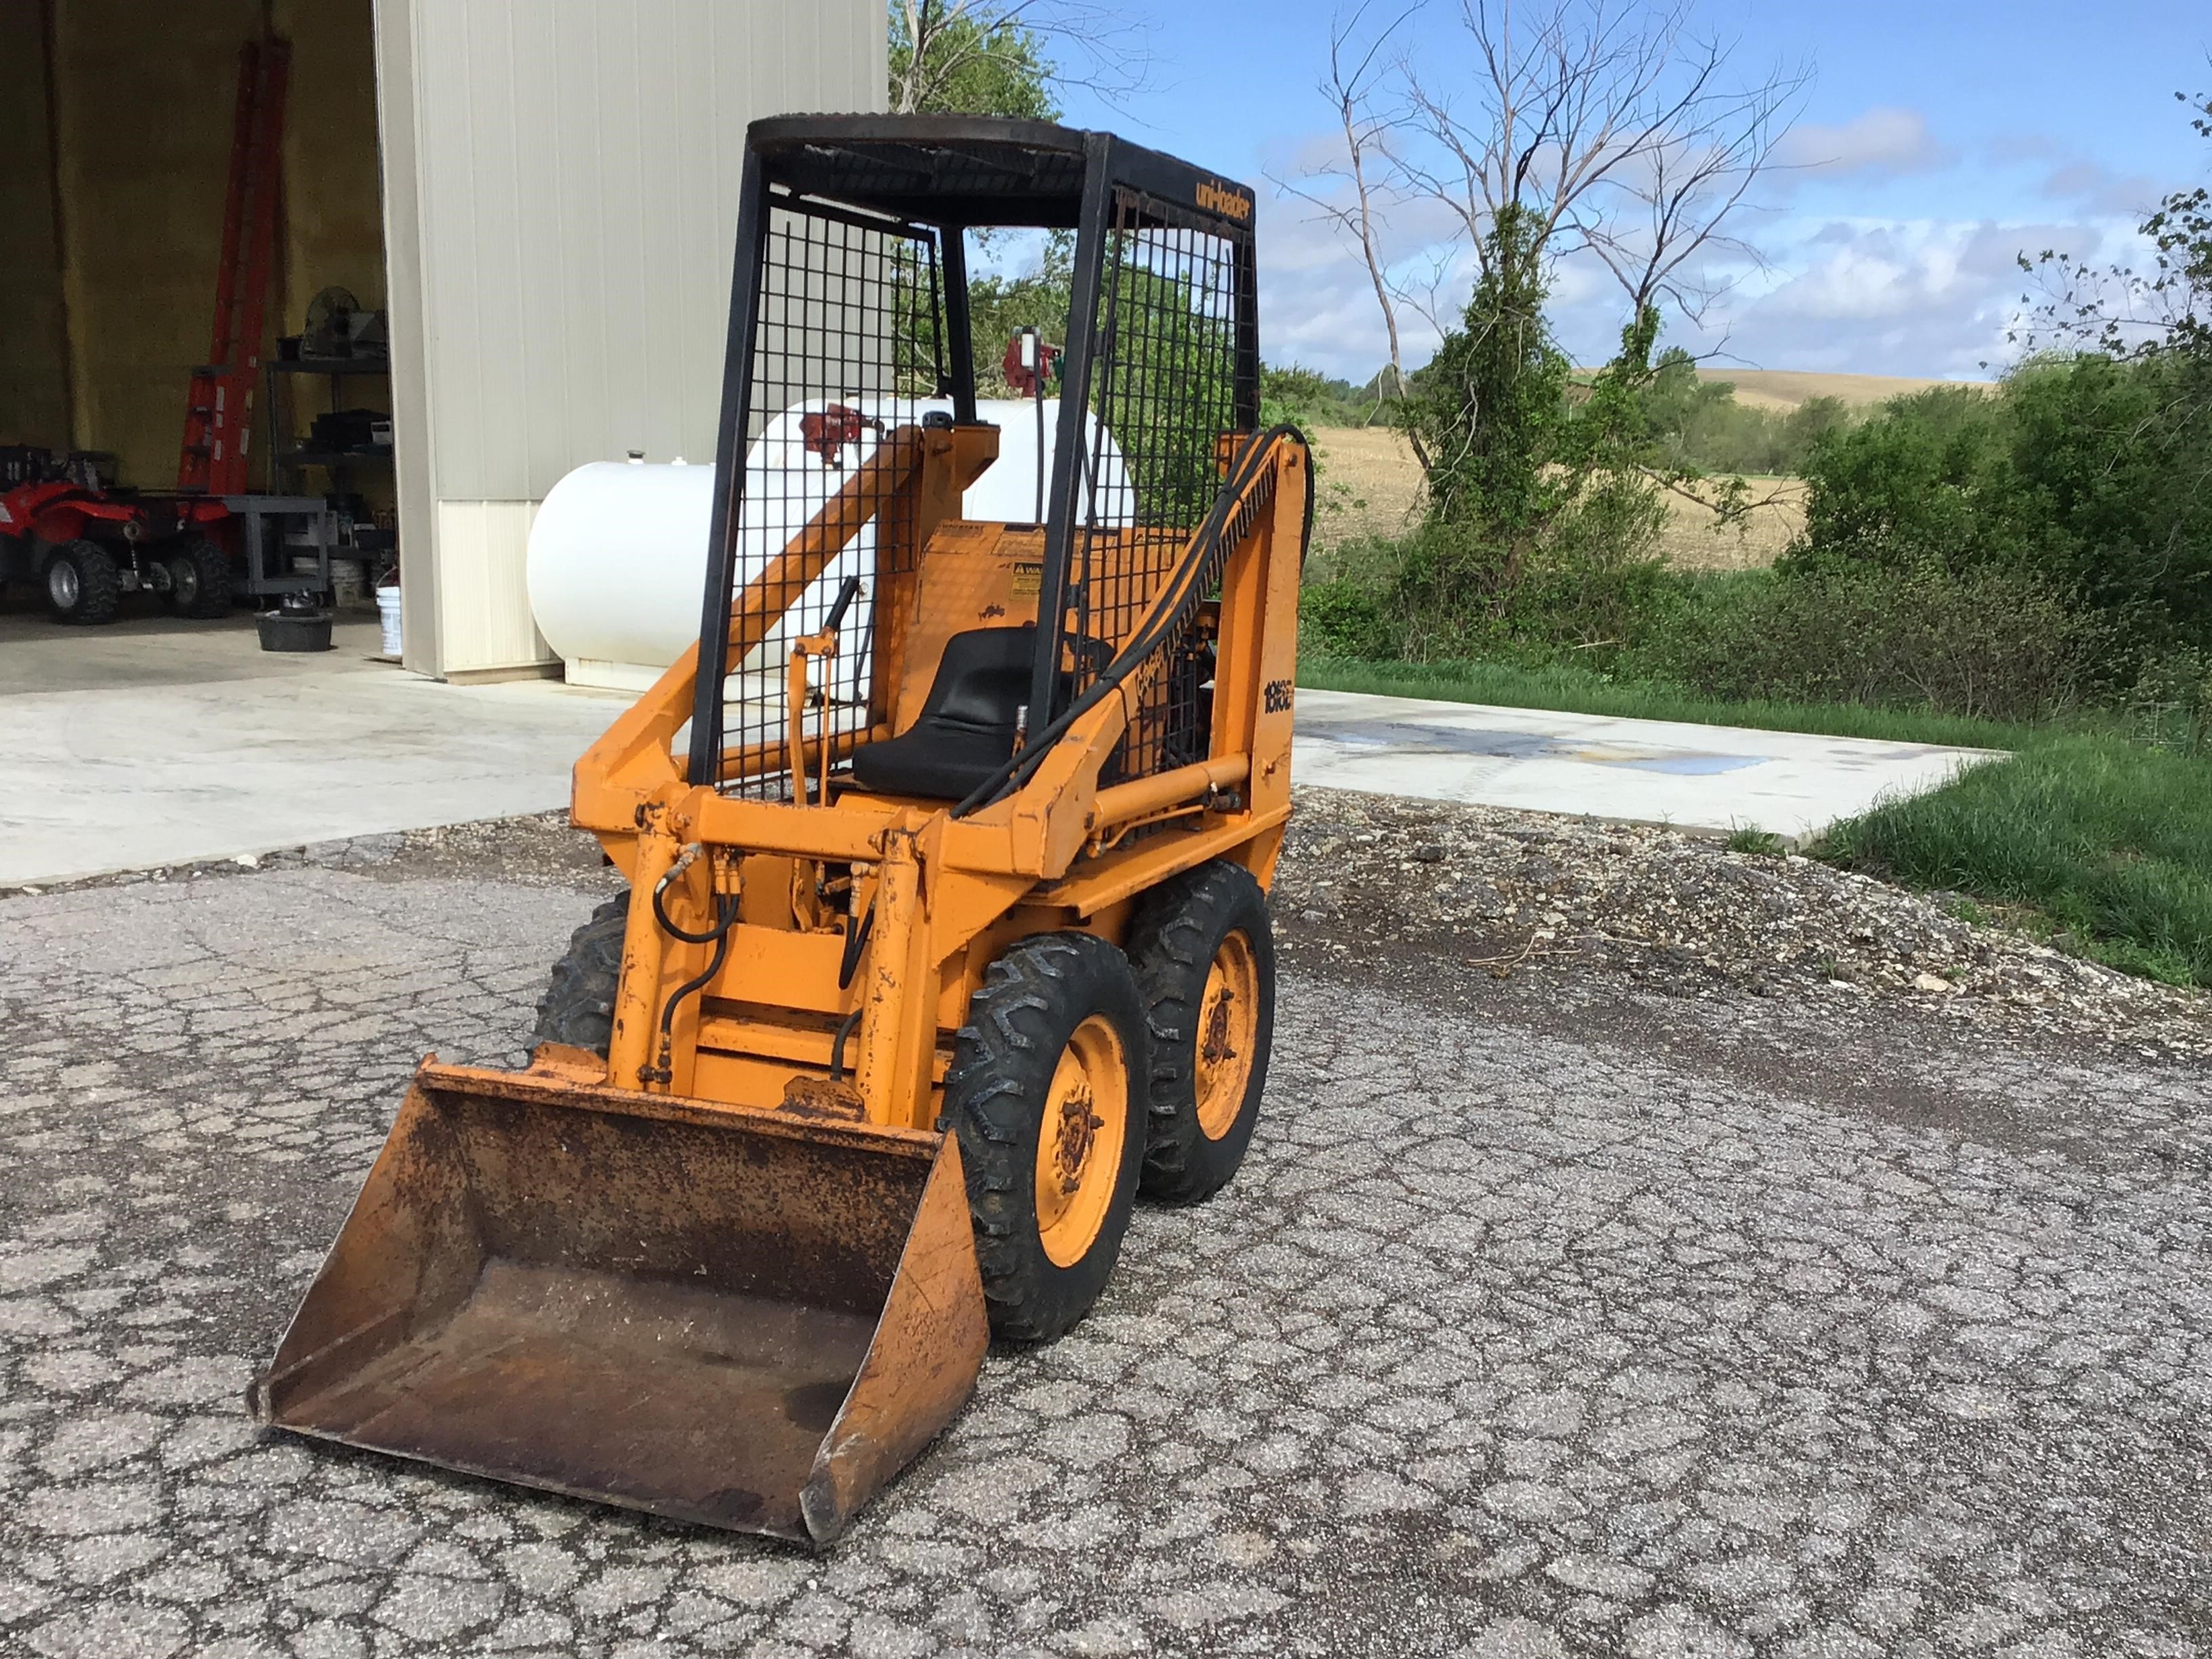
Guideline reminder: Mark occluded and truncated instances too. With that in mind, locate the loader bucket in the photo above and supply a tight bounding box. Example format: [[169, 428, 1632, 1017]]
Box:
[[249, 1057, 987, 1546]]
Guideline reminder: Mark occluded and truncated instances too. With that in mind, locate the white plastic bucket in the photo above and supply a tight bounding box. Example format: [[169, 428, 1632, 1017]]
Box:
[[376, 586, 403, 656]]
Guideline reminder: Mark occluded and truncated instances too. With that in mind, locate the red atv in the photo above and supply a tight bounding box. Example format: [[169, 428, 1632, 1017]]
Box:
[[0, 448, 230, 624]]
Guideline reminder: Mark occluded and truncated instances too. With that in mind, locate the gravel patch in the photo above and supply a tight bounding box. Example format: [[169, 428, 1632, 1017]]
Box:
[[14, 785, 2201, 1057], [1274, 786, 2211, 1059], [3, 811, 621, 903]]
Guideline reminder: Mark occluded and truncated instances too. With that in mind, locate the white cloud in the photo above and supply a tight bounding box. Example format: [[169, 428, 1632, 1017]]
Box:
[[2038, 160, 2163, 219], [1583, 214, 2154, 379], [1250, 95, 2173, 385], [1254, 188, 1460, 376], [1258, 196, 2156, 383], [1776, 107, 1955, 181]]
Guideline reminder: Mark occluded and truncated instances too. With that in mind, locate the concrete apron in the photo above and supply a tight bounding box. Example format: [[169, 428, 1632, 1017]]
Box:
[[0, 620, 623, 888], [0, 630, 1996, 888], [1292, 689, 2000, 844]]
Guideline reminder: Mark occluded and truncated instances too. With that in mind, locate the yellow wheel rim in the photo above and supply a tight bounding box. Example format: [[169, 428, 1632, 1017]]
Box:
[[1033, 1014, 1129, 1268], [1193, 930, 1260, 1141]]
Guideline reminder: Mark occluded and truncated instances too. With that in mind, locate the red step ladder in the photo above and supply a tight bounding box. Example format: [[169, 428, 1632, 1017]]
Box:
[[178, 38, 290, 496]]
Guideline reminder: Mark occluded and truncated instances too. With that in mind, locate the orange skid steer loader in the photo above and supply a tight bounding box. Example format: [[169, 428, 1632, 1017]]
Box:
[[252, 117, 1309, 1546]]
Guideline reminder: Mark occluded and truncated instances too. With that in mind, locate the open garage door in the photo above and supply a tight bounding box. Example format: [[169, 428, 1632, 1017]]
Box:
[[0, 0, 394, 674]]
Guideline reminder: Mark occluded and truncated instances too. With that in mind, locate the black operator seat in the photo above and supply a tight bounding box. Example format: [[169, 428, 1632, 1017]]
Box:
[[850, 626, 1040, 800], [851, 624, 1115, 800]]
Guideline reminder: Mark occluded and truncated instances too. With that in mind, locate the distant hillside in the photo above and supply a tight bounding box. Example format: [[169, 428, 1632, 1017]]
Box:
[[1694, 369, 1987, 413]]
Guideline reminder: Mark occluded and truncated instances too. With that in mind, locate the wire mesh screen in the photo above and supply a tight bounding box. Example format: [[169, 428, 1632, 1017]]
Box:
[[1065, 190, 1245, 781], [714, 194, 946, 798]]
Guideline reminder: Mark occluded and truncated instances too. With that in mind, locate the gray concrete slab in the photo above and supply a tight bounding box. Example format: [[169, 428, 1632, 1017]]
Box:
[[0, 613, 390, 697], [1, 613, 1995, 887], [1, 861, 2205, 1656], [1293, 689, 1998, 841], [0, 617, 619, 888]]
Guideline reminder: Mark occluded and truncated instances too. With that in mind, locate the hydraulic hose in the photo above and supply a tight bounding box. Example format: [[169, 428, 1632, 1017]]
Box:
[[642, 845, 743, 1083], [652, 853, 731, 945], [827, 1006, 863, 1082], [837, 900, 876, 991], [652, 891, 741, 1076]]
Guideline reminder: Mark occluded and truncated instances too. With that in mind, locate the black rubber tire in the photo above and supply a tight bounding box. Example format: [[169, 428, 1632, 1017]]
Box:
[[945, 932, 1150, 1343], [166, 536, 232, 619], [45, 539, 120, 625], [533, 893, 628, 1054], [1126, 859, 1275, 1204]]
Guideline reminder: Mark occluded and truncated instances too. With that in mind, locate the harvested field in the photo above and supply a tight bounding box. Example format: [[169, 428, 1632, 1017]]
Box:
[[1692, 367, 1981, 413], [1654, 474, 1804, 570], [1309, 426, 1805, 571], [1309, 423, 1424, 551]]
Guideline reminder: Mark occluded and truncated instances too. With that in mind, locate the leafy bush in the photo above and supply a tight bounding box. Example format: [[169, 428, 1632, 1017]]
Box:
[[1511, 474, 1673, 649], [1647, 562, 2108, 722], [2003, 354, 2211, 634], [1788, 387, 2010, 575], [1298, 577, 1400, 659], [1791, 359, 2212, 651], [1304, 512, 2112, 724], [1356, 475, 1675, 663]]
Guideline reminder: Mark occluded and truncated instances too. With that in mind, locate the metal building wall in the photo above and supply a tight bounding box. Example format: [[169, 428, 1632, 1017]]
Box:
[[372, 0, 885, 678]]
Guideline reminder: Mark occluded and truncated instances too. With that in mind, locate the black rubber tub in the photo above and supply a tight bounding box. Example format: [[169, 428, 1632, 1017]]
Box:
[[259, 609, 333, 652]]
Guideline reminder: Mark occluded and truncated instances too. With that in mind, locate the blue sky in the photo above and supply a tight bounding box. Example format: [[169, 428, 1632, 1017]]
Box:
[[1048, 0, 2209, 381]]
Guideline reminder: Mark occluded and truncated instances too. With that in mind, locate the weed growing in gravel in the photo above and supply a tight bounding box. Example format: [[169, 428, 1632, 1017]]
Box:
[[1725, 827, 1788, 857]]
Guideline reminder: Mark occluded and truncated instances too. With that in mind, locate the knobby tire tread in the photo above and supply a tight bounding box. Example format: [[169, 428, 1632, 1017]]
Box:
[[1125, 859, 1275, 1203], [945, 932, 1148, 1343], [533, 893, 628, 1054]]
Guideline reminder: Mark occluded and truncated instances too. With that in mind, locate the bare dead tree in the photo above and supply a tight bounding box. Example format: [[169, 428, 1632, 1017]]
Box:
[[1581, 91, 1796, 321], [1282, 0, 1805, 426], [1273, 3, 1430, 459], [1395, 0, 1807, 316], [888, 0, 1151, 117]]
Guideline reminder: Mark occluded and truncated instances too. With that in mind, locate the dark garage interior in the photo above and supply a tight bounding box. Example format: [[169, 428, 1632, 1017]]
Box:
[[0, 0, 392, 644]]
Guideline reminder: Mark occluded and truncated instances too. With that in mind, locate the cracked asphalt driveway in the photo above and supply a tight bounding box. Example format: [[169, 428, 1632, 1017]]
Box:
[[2, 853, 2209, 1657]]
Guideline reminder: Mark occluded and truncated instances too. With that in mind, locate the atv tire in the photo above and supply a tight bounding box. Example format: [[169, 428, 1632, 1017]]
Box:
[[1126, 859, 1275, 1204], [945, 931, 1149, 1343], [45, 539, 121, 626], [166, 536, 232, 619]]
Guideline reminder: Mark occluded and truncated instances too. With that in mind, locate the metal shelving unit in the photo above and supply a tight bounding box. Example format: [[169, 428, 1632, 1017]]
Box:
[[265, 354, 392, 497]]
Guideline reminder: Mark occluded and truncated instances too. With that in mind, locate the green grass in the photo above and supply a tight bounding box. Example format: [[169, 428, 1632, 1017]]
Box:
[[1300, 653, 2211, 991], [1724, 827, 1788, 857], [1298, 654, 2047, 750], [1821, 735, 2212, 989]]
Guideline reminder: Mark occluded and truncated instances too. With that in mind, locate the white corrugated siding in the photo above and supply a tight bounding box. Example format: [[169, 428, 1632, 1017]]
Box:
[[376, 0, 884, 674]]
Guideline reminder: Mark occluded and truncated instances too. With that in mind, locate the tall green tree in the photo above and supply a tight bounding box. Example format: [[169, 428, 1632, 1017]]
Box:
[[888, 1, 1061, 119], [888, 0, 1151, 120], [1405, 206, 1568, 536]]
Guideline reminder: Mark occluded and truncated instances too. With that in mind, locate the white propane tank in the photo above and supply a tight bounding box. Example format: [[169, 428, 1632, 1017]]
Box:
[[527, 398, 1132, 694]]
